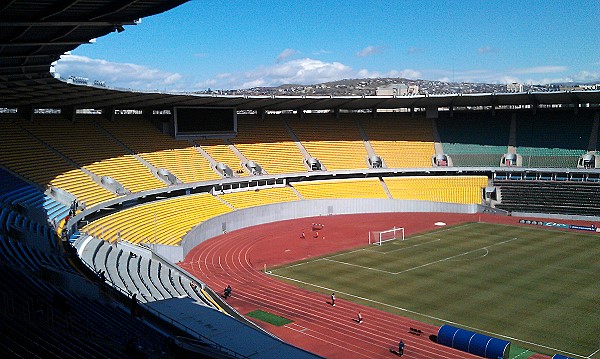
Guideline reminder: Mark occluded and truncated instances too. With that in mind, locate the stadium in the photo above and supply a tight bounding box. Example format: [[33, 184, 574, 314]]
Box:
[[1, 1, 599, 358]]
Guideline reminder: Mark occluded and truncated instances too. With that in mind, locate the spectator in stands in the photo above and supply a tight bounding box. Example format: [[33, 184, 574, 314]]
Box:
[[130, 293, 138, 317], [97, 269, 106, 282]]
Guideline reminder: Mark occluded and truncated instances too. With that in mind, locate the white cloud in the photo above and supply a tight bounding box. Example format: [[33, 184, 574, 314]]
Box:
[[276, 48, 299, 63], [55, 54, 184, 90], [312, 49, 332, 55], [240, 58, 353, 88], [357, 45, 383, 57], [407, 47, 423, 55], [195, 58, 425, 90], [536, 70, 600, 84], [477, 46, 496, 54], [513, 66, 568, 74], [420, 66, 600, 85], [387, 69, 422, 79]]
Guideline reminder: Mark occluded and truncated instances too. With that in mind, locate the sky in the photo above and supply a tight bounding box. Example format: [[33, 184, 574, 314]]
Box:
[[54, 0, 600, 92]]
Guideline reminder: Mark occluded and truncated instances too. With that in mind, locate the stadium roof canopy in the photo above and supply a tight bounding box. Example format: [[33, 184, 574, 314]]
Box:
[[1, 0, 599, 112]]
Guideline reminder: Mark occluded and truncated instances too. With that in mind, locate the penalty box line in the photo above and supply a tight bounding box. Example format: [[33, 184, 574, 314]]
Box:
[[393, 237, 518, 275], [319, 237, 519, 276], [363, 222, 476, 254]]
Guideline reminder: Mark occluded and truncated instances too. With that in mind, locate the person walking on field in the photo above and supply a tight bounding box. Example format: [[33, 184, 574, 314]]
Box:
[[331, 293, 335, 306]]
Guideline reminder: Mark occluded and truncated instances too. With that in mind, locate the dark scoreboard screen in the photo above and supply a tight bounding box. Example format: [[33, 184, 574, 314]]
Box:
[[174, 107, 236, 135]]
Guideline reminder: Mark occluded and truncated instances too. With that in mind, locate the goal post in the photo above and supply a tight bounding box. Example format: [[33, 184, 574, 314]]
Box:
[[368, 227, 405, 245]]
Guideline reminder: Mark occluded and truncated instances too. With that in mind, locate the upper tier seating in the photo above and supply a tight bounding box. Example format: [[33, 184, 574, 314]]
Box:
[[96, 117, 220, 183], [231, 115, 307, 174], [385, 176, 488, 204], [360, 113, 435, 168], [196, 139, 248, 176], [516, 110, 593, 167], [81, 193, 232, 245], [21, 118, 166, 193], [0, 168, 69, 229], [286, 115, 369, 171], [437, 111, 510, 166], [0, 121, 116, 207]]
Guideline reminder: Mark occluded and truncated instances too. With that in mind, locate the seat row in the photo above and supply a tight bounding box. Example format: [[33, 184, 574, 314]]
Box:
[[76, 235, 216, 307]]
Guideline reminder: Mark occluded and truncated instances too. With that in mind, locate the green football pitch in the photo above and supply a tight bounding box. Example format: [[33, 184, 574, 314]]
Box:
[[270, 222, 600, 358]]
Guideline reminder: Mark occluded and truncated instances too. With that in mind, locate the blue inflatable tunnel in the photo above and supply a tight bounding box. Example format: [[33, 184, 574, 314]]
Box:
[[437, 324, 510, 359], [551, 355, 573, 359]]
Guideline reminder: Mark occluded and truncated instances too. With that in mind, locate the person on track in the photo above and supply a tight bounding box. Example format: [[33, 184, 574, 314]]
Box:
[[331, 292, 335, 306], [398, 340, 404, 356]]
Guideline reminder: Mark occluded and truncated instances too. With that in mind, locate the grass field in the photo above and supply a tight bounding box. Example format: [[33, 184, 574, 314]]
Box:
[[270, 222, 600, 358]]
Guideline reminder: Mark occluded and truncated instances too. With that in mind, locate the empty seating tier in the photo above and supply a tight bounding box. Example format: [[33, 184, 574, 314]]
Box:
[[360, 113, 435, 168], [82, 193, 232, 245], [286, 115, 369, 171], [384, 176, 488, 204], [20, 118, 166, 192], [84, 155, 166, 193], [495, 180, 600, 216], [437, 111, 510, 167], [0, 121, 115, 206], [218, 186, 301, 209], [96, 117, 220, 183], [140, 146, 220, 183], [196, 139, 248, 176], [20, 118, 132, 166], [516, 110, 593, 168], [292, 178, 388, 199], [231, 115, 307, 174]]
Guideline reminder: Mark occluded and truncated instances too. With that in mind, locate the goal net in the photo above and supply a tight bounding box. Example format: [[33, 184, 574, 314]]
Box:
[[369, 227, 405, 245]]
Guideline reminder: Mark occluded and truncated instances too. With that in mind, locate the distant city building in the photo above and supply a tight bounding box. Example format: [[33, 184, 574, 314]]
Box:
[[376, 83, 419, 96], [560, 84, 599, 91], [506, 82, 523, 93]]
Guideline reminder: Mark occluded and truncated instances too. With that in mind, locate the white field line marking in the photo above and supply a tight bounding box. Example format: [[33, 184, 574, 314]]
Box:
[[267, 272, 588, 359], [392, 237, 517, 275], [278, 236, 515, 276], [312, 237, 515, 276], [447, 247, 488, 261], [278, 223, 473, 269], [380, 238, 441, 254], [321, 258, 397, 274], [587, 348, 600, 358], [361, 222, 477, 254]]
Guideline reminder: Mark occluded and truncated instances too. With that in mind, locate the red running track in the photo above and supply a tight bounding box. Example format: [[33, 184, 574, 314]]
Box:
[[179, 213, 550, 359]]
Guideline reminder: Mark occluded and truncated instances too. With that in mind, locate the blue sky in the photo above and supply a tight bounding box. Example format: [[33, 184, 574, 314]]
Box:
[[55, 0, 600, 91]]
